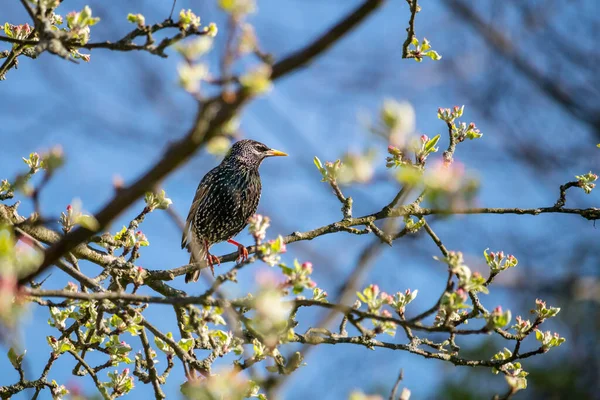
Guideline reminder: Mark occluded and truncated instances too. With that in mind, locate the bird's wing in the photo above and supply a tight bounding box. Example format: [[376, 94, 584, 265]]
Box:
[[181, 182, 209, 250]]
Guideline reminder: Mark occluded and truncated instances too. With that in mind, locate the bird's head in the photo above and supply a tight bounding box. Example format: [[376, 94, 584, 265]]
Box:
[[224, 139, 288, 167]]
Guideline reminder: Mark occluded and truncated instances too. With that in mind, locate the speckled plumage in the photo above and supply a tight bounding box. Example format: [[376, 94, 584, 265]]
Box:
[[182, 139, 287, 282]]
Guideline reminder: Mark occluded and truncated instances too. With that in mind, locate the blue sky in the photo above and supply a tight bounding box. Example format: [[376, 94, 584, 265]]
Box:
[[1, 1, 598, 399]]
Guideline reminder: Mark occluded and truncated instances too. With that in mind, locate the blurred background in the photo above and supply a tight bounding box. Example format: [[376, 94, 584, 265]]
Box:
[[1, 0, 599, 398]]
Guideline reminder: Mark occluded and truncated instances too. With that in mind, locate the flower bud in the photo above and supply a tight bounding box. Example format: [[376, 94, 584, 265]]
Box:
[[301, 262, 313, 273]]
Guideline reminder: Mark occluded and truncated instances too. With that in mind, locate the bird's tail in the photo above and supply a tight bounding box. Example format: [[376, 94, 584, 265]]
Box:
[[185, 239, 206, 283]]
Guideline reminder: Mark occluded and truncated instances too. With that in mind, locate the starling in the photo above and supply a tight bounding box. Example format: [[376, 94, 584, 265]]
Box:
[[182, 139, 288, 282]]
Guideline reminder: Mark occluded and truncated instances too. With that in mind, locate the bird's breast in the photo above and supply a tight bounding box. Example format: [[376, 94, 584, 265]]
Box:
[[194, 166, 262, 243]]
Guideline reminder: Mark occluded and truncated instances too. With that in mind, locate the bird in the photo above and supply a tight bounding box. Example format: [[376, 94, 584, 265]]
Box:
[[182, 139, 288, 283]]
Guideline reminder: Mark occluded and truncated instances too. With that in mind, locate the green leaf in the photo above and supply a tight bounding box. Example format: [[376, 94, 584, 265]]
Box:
[[127, 13, 145, 26], [178, 337, 195, 352], [535, 330, 543, 342], [280, 265, 294, 276], [8, 348, 25, 369], [425, 50, 442, 61], [59, 340, 74, 353], [313, 156, 324, 174], [76, 214, 100, 231], [356, 292, 367, 303], [424, 134, 440, 153]]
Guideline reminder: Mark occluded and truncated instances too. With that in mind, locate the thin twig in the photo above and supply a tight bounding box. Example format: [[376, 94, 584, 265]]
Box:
[[389, 369, 404, 400], [401, 0, 419, 58]]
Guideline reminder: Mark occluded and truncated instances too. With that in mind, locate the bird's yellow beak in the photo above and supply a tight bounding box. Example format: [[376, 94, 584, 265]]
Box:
[[266, 148, 288, 157]]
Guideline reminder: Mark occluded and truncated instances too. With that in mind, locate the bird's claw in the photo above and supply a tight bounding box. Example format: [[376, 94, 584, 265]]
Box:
[[236, 245, 249, 263], [207, 254, 221, 276]]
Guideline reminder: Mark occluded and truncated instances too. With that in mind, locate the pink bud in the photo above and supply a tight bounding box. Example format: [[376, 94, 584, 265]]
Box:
[[494, 306, 502, 314], [308, 281, 317, 288], [420, 134, 429, 143], [66, 204, 72, 212], [473, 272, 481, 278], [489, 252, 495, 259], [453, 106, 460, 112], [456, 288, 467, 300], [381, 309, 392, 318], [381, 292, 392, 304], [123, 368, 130, 375], [536, 299, 545, 307], [405, 289, 411, 296], [113, 175, 125, 189], [370, 284, 379, 296], [498, 251, 505, 260], [437, 107, 443, 114], [137, 266, 143, 272], [387, 145, 400, 156], [301, 262, 313, 272]]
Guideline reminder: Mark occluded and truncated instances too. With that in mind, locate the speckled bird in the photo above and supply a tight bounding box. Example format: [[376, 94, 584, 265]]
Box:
[[182, 139, 288, 282]]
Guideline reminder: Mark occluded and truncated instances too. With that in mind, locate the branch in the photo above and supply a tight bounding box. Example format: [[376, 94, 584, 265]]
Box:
[[0, 353, 56, 399], [401, 0, 419, 58], [67, 350, 111, 400], [389, 369, 404, 400], [291, 333, 545, 368], [554, 181, 580, 208], [0, 35, 38, 46], [4, 195, 598, 288], [19, 0, 35, 22], [82, 19, 210, 57], [139, 328, 166, 399], [25, 289, 500, 336]]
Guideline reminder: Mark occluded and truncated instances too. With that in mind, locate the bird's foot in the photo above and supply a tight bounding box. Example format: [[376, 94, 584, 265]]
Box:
[[236, 245, 249, 263], [206, 253, 221, 276], [227, 239, 248, 263]]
